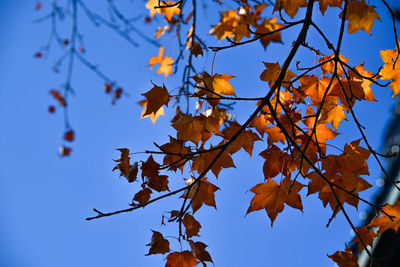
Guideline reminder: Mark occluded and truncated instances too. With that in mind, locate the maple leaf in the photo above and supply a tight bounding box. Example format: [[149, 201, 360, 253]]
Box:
[[273, 0, 307, 19], [182, 213, 201, 238], [190, 42, 203, 57], [145, 0, 160, 18], [379, 46, 400, 96], [328, 245, 359, 267], [189, 240, 213, 265], [165, 251, 199, 267], [246, 178, 304, 226], [212, 74, 236, 96], [259, 145, 290, 180], [318, 53, 349, 77], [299, 75, 334, 105], [250, 114, 270, 137], [192, 145, 235, 177], [348, 63, 377, 101], [221, 121, 261, 156], [147, 174, 169, 192], [146, 230, 170, 256], [339, 139, 371, 175], [126, 162, 139, 183], [145, 0, 180, 22], [317, 0, 343, 15], [260, 62, 296, 89], [209, 10, 239, 40], [160, 136, 189, 172], [138, 99, 165, 123], [181, 178, 220, 213], [142, 83, 171, 116], [265, 126, 286, 147], [160, 2, 180, 22], [172, 113, 203, 145], [112, 148, 131, 178], [350, 226, 378, 253], [141, 155, 161, 179], [192, 72, 236, 106], [256, 18, 283, 49], [132, 187, 152, 205], [149, 47, 174, 78], [339, 0, 380, 35], [370, 200, 400, 234], [303, 106, 339, 144], [319, 103, 347, 130]]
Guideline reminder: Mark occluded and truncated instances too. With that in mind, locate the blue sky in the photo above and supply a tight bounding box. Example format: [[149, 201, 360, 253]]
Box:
[[0, 0, 398, 266]]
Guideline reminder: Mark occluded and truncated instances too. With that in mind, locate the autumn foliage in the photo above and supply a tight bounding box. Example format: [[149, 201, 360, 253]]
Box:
[[37, 0, 400, 266]]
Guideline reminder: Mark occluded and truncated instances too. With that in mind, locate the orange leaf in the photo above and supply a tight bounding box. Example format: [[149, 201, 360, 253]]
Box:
[[379, 46, 400, 96], [145, 230, 170, 255], [319, 103, 347, 130], [260, 62, 296, 89], [339, 0, 380, 35], [318, 53, 349, 77], [165, 251, 199, 267], [149, 47, 174, 78], [273, 0, 307, 19], [317, 0, 343, 15], [370, 200, 400, 234], [192, 145, 235, 178], [181, 178, 220, 213], [246, 178, 304, 226], [256, 18, 283, 49], [212, 74, 236, 96]]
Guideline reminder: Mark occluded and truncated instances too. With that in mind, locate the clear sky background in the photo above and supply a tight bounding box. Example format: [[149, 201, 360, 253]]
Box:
[[0, 0, 399, 266]]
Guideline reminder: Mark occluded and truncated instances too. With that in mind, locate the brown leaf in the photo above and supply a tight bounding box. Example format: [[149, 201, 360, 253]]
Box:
[[190, 42, 203, 57], [189, 240, 213, 264], [350, 226, 378, 253], [181, 178, 220, 213], [142, 84, 170, 116], [59, 146, 71, 157], [64, 129, 74, 142], [132, 187, 152, 205], [328, 245, 359, 267], [112, 148, 130, 178], [145, 230, 170, 255], [183, 214, 201, 238], [127, 162, 139, 183]]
